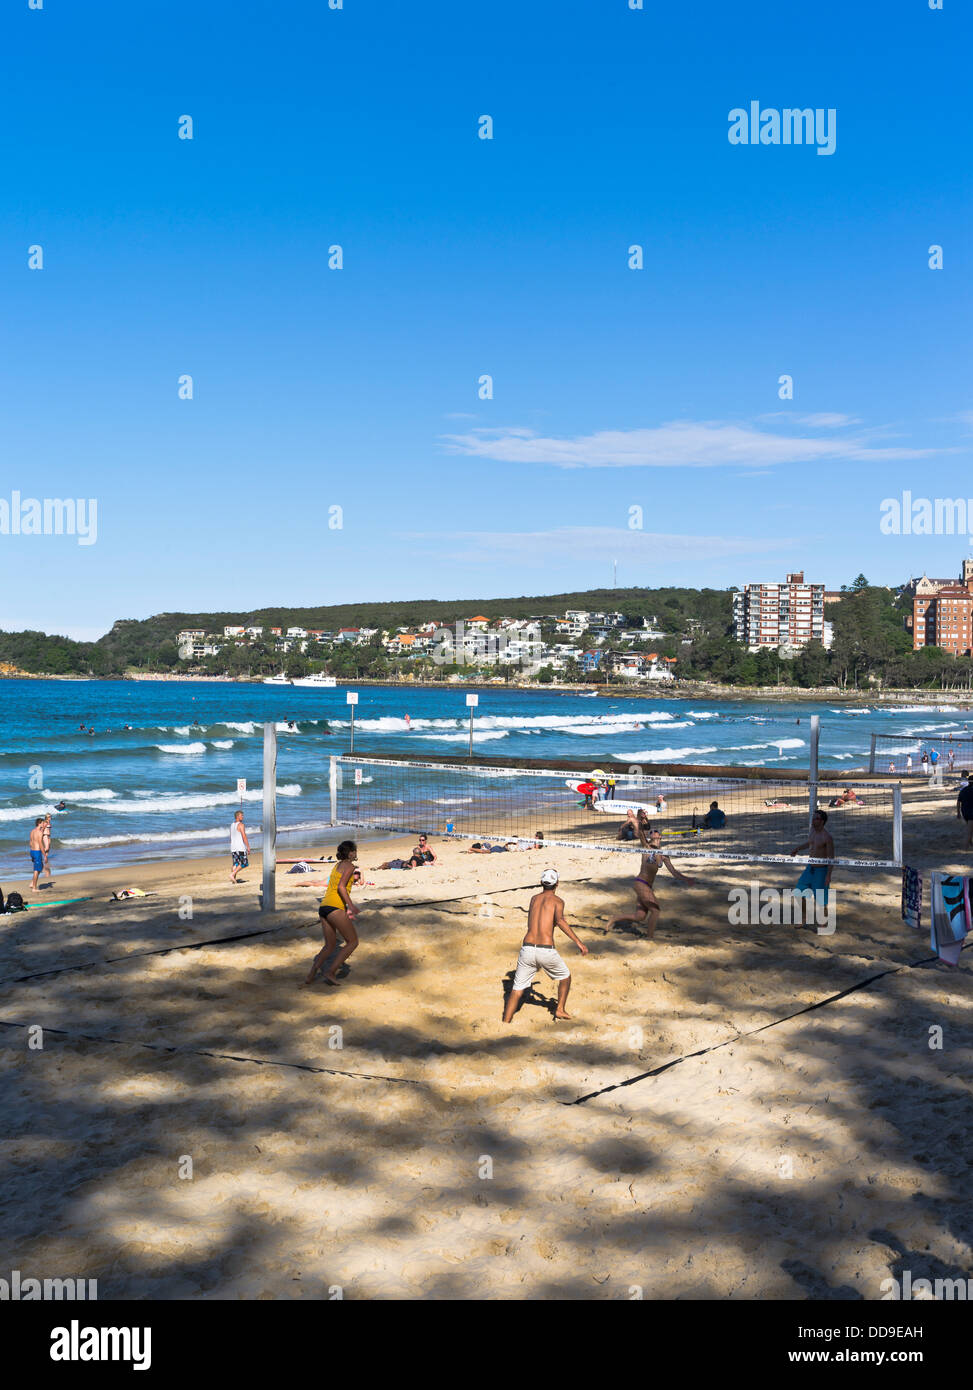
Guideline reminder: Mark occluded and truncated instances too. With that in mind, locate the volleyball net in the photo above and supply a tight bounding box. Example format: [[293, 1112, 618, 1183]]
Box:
[[329, 755, 903, 868], [868, 730, 973, 776]]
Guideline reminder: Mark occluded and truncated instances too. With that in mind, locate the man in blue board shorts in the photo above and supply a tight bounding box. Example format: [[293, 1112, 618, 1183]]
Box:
[[789, 810, 834, 926], [28, 818, 46, 892]]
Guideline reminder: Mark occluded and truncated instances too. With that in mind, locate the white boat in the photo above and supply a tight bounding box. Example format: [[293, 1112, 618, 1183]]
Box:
[[263, 674, 291, 685], [289, 673, 337, 688]]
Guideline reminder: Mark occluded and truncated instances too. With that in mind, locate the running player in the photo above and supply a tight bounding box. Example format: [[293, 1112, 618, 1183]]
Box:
[[789, 810, 835, 926], [503, 869, 588, 1023], [613, 825, 696, 940], [305, 840, 359, 986]]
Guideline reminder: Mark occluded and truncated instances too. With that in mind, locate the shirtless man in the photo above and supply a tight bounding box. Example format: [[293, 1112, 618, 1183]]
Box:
[[502, 869, 588, 1023], [28, 818, 46, 892], [789, 809, 835, 926], [613, 825, 696, 940]]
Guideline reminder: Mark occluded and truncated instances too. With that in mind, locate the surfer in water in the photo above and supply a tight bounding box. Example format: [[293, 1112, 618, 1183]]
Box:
[[613, 825, 696, 941]]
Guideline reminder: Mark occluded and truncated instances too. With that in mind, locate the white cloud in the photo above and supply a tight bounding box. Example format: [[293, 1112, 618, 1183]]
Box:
[[760, 411, 862, 428], [408, 525, 794, 567], [441, 420, 939, 469]]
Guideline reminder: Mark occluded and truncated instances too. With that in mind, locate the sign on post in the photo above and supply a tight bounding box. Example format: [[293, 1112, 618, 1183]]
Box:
[[347, 691, 359, 752], [466, 692, 479, 756]]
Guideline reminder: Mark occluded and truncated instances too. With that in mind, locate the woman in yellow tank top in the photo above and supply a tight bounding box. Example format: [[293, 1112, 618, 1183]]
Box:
[[304, 840, 359, 987]]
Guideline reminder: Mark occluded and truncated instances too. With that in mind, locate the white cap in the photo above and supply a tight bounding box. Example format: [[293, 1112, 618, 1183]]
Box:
[[540, 869, 559, 887]]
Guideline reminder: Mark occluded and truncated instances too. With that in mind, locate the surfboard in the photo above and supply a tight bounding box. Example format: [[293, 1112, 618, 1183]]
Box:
[[19, 896, 93, 909], [592, 799, 661, 817]]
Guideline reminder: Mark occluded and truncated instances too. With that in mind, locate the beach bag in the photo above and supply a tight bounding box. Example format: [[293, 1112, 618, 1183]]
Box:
[[4, 892, 26, 913], [287, 861, 313, 874]]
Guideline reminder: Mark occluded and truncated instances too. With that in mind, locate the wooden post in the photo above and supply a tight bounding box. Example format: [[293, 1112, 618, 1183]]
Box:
[[261, 721, 277, 912]]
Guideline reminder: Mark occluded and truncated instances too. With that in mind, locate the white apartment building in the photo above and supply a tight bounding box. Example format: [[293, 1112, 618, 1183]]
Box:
[[732, 571, 825, 651]]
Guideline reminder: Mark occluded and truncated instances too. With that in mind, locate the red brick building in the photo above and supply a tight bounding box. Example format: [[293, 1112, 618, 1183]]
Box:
[[913, 584, 973, 655]]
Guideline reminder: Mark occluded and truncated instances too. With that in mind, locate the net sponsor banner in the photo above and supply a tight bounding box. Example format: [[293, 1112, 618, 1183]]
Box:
[[335, 821, 898, 869]]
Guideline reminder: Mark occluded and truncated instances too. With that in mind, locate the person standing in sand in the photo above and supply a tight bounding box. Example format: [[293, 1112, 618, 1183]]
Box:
[[41, 814, 53, 875], [503, 869, 587, 1023], [230, 809, 250, 883], [613, 825, 696, 941], [305, 839, 359, 987], [28, 818, 46, 892], [789, 809, 834, 926]]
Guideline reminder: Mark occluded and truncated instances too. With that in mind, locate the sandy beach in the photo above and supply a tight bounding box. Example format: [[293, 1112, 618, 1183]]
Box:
[[1, 785, 970, 1301]]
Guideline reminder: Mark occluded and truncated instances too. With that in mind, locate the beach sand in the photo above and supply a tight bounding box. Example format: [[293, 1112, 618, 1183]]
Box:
[[0, 786, 970, 1300]]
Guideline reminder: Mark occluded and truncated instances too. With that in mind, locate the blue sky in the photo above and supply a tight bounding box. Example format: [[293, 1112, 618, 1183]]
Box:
[[1, 0, 970, 639]]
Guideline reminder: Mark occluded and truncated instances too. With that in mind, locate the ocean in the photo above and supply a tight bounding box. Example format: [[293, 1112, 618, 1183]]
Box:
[[1, 678, 969, 878]]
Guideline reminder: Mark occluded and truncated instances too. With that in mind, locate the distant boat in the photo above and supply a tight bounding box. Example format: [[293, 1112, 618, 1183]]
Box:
[[289, 673, 337, 688], [263, 674, 291, 685]]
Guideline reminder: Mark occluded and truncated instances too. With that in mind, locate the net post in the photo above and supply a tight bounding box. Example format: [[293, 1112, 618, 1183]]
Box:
[[808, 714, 820, 831], [261, 720, 277, 912], [893, 783, 903, 866], [329, 755, 338, 825], [869, 732, 876, 774]]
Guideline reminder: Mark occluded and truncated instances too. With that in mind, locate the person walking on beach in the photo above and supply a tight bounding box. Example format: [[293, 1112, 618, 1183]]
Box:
[[28, 818, 46, 892], [41, 814, 53, 876], [613, 825, 696, 941], [230, 809, 250, 883], [906, 753, 913, 774], [305, 840, 359, 986], [502, 869, 587, 1023], [789, 810, 835, 926]]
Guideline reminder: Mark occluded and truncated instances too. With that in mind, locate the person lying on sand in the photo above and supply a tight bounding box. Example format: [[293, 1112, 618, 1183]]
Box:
[[502, 869, 588, 1023], [613, 826, 696, 941], [305, 840, 359, 987], [468, 842, 513, 853], [828, 787, 861, 808], [375, 858, 414, 870]]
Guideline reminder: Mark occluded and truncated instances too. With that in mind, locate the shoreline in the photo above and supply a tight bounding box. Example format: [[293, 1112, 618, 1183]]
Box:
[[2, 670, 972, 705]]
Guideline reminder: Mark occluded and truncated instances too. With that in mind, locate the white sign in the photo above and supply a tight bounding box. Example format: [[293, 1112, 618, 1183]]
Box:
[[466, 693, 479, 707], [354, 768, 363, 786], [346, 692, 359, 706], [236, 779, 247, 795]]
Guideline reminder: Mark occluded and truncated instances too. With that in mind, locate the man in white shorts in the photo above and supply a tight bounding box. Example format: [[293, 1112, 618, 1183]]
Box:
[[502, 869, 588, 1023]]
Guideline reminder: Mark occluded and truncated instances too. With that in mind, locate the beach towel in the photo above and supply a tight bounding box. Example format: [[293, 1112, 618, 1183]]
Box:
[[901, 867, 922, 931], [929, 873, 971, 966]]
